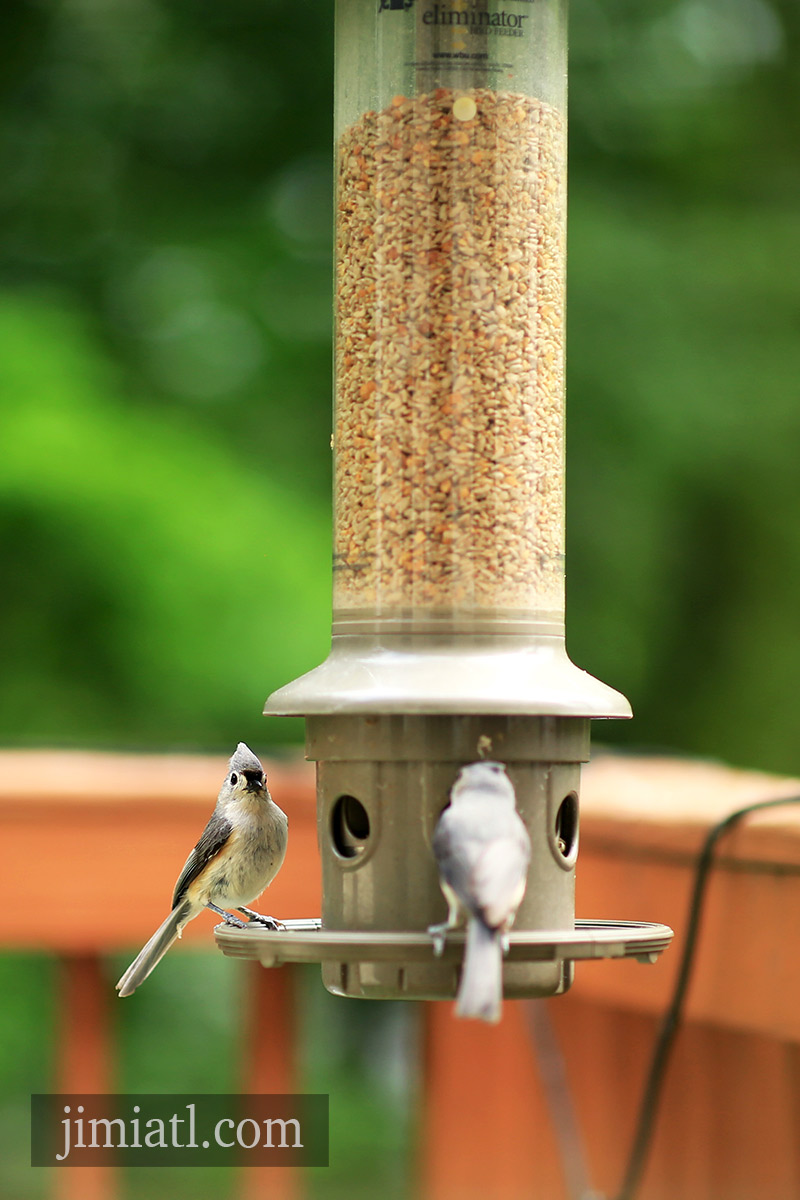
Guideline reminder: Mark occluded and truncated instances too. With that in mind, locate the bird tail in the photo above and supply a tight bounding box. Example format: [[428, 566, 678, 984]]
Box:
[[456, 917, 504, 1023], [116, 900, 194, 997]]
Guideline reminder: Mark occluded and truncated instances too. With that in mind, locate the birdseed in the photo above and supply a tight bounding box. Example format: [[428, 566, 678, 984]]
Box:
[[334, 87, 566, 622]]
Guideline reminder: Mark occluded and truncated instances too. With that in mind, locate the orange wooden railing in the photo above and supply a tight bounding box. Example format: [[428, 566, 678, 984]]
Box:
[[4, 748, 800, 1200]]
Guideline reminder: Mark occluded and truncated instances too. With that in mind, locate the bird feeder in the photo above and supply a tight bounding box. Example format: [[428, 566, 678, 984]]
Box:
[[217, 0, 672, 998]]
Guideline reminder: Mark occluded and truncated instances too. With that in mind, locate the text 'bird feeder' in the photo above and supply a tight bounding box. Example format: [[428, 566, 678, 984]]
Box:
[[217, 0, 673, 999]]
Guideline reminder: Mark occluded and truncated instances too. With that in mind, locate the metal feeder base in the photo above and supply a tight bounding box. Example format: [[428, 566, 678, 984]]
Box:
[[215, 918, 673, 1001]]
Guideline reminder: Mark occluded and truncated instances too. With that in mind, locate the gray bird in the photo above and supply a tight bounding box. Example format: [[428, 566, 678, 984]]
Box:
[[429, 761, 531, 1023], [116, 743, 288, 997]]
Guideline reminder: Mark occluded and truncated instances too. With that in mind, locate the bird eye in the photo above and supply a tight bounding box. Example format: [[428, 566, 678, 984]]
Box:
[[230, 772, 238, 786]]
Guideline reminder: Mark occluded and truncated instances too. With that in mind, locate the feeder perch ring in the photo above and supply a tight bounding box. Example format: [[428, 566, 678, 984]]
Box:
[[215, 918, 673, 970]]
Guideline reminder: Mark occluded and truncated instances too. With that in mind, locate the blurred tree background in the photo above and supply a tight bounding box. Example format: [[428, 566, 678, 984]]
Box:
[[1, 0, 799, 768], [2, 0, 800, 1197], [2, 0, 800, 767]]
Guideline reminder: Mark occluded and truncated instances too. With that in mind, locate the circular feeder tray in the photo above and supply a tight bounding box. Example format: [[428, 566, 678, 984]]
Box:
[[215, 917, 673, 968]]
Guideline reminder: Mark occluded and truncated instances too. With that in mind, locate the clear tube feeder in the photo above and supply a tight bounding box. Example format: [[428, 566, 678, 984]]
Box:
[[216, 0, 672, 999]]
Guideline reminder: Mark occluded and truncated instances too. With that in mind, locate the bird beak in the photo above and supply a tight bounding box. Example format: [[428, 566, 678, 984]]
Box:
[[242, 770, 265, 793]]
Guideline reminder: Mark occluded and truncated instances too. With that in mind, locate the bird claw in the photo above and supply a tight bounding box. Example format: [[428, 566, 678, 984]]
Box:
[[240, 908, 284, 931], [427, 922, 449, 957], [222, 913, 248, 928]]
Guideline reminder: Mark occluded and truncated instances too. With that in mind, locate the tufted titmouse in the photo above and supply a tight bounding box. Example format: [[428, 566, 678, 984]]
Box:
[[429, 761, 531, 1023], [116, 743, 288, 997]]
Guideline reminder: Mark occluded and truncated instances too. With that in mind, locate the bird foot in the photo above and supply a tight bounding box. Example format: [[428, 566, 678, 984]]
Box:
[[207, 903, 247, 928], [427, 922, 450, 957], [239, 907, 285, 931]]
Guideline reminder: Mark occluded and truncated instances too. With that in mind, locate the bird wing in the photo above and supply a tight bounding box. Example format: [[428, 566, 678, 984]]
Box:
[[171, 810, 234, 909], [470, 834, 530, 929], [432, 805, 486, 918], [433, 803, 530, 929]]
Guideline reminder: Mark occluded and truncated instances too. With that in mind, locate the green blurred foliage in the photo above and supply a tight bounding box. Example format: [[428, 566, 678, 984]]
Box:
[[0, 296, 330, 749], [299, 968, 417, 1200], [0, 0, 335, 752], [565, 0, 800, 771], [2, 0, 799, 766], [2, 0, 800, 1196], [0, 956, 53, 1200]]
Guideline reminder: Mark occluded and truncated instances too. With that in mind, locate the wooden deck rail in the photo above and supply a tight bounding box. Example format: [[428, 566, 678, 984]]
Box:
[[4, 748, 800, 1199]]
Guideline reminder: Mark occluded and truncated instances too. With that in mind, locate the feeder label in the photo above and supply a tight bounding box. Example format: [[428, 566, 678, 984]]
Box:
[[423, 6, 529, 31], [401, 0, 537, 85]]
